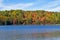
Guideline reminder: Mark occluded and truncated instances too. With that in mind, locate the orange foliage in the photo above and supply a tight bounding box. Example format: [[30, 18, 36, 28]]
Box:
[[32, 13, 37, 17], [40, 17, 46, 22], [13, 18, 17, 24], [32, 13, 38, 21], [46, 13, 52, 16]]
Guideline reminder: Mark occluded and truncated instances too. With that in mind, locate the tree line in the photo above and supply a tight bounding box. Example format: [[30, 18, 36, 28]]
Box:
[[0, 10, 60, 25]]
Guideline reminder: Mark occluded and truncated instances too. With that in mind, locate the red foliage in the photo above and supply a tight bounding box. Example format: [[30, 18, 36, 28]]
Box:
[[13, 18, 17, 24]]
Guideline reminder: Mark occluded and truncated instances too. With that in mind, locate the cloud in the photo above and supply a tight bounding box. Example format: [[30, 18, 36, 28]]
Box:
[[0, 0, 34, 10], [0, 3, 34, 10], [39, 0, 60, 12], [0, 0, 4, 9], [45, 0, 59, 8], [48, 6, 60, 12], [0, 0, 3, 3], [0, 0, 60, 12], [0, 0, 3, 5], [22, 0, 60, 12]]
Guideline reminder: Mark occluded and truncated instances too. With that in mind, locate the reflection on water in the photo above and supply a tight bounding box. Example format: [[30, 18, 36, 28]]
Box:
[[0, 31, 60, 40], [0, 25, 60, 40]]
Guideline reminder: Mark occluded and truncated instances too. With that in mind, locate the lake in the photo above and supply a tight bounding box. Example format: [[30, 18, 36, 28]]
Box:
[[0, 25, 60, 40]]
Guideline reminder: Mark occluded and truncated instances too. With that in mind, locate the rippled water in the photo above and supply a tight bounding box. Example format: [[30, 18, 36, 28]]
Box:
[[0, 25, 60, 40]]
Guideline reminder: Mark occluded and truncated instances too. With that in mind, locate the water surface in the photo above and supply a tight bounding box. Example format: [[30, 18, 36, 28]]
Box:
[[0, 25, 60, 40]]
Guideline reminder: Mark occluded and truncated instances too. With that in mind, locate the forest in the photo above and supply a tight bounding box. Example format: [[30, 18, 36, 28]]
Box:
[[0, 10, 60, 25]]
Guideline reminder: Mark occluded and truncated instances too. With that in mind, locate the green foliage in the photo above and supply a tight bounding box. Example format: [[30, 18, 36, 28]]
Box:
[[0, 10, 60, 25]]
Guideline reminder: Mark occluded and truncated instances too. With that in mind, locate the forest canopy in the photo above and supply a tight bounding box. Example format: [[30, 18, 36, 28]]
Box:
[[0, 10, 60, 25]]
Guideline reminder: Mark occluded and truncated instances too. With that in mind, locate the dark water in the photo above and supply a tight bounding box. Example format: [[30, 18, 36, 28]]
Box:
[[0, 25, 60, 40]]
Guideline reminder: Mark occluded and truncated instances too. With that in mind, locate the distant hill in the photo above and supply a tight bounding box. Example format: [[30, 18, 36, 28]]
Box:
[[0, 10, 60, 25]]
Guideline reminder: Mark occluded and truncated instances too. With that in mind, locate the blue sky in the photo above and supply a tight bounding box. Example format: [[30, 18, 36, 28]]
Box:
[[0, 0, 60, 12]]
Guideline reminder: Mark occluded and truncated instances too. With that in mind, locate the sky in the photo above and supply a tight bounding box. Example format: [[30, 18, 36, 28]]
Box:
[[0, 0, 60, 12]]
